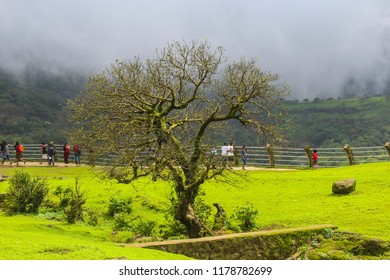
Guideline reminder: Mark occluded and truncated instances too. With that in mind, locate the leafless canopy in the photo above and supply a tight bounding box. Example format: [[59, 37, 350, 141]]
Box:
[[68, 40, 290, 237]]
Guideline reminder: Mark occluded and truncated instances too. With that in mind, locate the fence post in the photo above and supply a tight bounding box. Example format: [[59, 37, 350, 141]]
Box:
[[385, 142, 390, 157], [265, 144, 275, 168], [344, 144, 355, 165], [304, 145, 313, 167]]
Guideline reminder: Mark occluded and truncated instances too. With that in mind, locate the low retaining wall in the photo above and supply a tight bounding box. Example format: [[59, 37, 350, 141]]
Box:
[[128, 224, 338, 260]]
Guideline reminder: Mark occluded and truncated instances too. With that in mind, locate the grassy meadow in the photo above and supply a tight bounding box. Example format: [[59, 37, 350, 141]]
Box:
[[0, 162, 389, 259]]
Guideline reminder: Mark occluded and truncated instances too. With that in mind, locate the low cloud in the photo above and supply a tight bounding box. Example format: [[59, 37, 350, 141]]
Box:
[[1, 0, 390, 99]]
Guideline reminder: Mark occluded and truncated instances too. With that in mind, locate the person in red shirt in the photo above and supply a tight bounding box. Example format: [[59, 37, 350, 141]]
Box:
[[14, 142, 26, 165], [312, 149, 319, 169], [63, 143, 70, 164]]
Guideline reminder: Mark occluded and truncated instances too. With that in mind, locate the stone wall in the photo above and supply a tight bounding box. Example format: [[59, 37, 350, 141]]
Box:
[[128, 224, 338, 260]]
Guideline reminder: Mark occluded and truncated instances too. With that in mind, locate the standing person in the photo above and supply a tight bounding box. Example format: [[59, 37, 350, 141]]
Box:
[[241, 145, 248, 170], [73, 144, 81, 165], [0, 141, 5, 163], [14, 142, 26, 165], [227, 142, 235, 169], [47, 141, 56, 166], [312, 149, 319, 169], [220, 143, 228, 166], [211, 145, 218, 156], [40, 142, 48, 164], [1, 141, 12, 164], [63, 143, 70, 164], [211, 145, 218, 169]]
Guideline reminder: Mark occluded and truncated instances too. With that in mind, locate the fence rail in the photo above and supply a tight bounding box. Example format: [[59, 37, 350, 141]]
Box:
[[2, 143, 390, 168]]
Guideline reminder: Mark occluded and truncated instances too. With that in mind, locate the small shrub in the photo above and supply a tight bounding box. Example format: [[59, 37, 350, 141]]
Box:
[[107, 196, 133, 217], [5, 171, 49, 214], [37, 211, 66, 221], [53, 186, 73, 208], [232, 202, 259, 232], [132, 219, 157, 237], [323, 228, 335, 239], [113, 213, 132, 231], [159, 218, 187, 239], [194, 190, 212, 228], [84, 208, 100, 226], [64, 179, 86, 224], [160, 195, 188, 239]]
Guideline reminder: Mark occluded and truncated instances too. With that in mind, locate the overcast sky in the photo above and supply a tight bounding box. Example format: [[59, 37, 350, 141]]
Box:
[[1, 0, 390, 99]]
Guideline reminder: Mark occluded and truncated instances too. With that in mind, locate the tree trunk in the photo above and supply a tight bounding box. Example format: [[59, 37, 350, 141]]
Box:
[[174, 188, 205, 238]]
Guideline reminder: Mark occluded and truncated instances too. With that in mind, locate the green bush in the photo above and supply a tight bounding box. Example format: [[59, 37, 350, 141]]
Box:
[[132, 219, 157, 236], [232, 202, 259, 232], [194, 190, 212, 228], [83, 208, 100, 226], [53, 186, 73, 208], [113, 213, 132, 231], [107, 196, 133, 217], [64, 179, 86, 224], [159, 213, 187, 239], [5, 171, 49, 214]]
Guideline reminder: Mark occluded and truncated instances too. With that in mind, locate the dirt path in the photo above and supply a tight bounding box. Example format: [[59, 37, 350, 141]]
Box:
[[0, 161, 86, 168], [0, 162, 296, 171]]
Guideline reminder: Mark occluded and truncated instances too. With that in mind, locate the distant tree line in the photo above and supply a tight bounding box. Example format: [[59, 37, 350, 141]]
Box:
[[1, 66, 389, 148]]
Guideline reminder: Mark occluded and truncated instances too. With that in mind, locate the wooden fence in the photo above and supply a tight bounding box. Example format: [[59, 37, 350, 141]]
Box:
[[3, 143, 390, 168]]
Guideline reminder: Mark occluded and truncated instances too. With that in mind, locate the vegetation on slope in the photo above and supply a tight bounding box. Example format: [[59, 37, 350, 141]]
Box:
[[1, 67, 390, 148], [285, 96, 390, 147], [0, 162, 389, 259], [0, 67, 85, 143]]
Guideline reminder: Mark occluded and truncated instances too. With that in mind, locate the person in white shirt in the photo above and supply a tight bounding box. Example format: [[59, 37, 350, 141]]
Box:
[[220, 143, 228, 157], [227, 142, 234, 168], [220, 143, 228, 166]]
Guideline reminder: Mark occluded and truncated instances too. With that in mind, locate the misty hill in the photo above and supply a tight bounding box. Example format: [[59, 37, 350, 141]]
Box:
[[285, 96, 390, 148], [1, 67, 389, 148], [0, 67, 86, 144]]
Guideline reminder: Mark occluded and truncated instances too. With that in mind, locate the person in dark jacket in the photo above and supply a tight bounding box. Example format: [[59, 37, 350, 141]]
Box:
[[47, 141, 56, 166], [1, 140, 12, 164]]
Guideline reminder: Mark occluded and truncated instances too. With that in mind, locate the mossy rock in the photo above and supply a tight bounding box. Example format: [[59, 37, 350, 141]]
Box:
[[305, 231, 390, 260]]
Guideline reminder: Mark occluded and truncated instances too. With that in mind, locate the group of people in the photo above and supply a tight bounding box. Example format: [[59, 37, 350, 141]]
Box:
[[0, 140, 81, 166], [214, 144, 319, 170], [40, 142, 82, 166], [212, 142, 248, 170], [1, 141, 26, 165]]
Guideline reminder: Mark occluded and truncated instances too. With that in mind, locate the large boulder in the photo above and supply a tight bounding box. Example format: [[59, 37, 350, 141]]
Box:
[[332, 178, 356, 194]]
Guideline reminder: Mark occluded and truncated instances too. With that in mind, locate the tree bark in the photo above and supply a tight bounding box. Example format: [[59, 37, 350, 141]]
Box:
[[175, 188, 205, 238]]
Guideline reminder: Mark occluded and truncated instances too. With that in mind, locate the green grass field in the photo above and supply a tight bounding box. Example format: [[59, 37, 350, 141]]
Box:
[[0, 162, 389, 259]]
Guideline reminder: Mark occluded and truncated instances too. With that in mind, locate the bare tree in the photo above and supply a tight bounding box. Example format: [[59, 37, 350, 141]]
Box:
[[68, 41, 290, 238]]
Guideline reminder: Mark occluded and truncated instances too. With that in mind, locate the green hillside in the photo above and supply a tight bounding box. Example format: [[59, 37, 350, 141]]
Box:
[[285, 96, 390, 147], [1, 67, 389, 148], [0, 67, 86, 144]]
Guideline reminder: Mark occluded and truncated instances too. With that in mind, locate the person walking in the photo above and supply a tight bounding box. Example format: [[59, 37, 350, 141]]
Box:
[[47, 141, 56, 166], [1, 141, 12, 164], [220, 143, 228, 166], [312, 149, 319, 169], [14, 142, 26, 165], [241, 145, 248, 170], [227, 142, 234, 169], [63, 143, 70, 164], [210, 145, 218, 169], [40, 142, 48, 164], [73, 144, 81, 165]]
